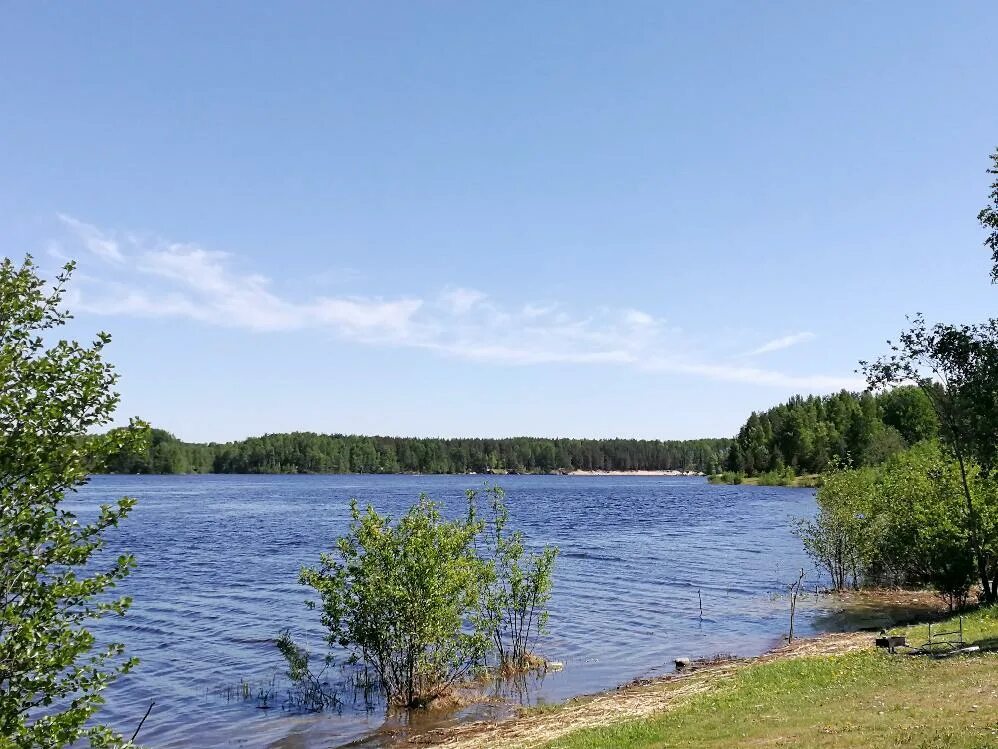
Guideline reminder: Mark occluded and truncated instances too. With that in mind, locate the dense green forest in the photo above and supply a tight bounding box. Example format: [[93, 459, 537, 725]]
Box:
[[96, 387, 940, 477], [94, 386, 939, 478], [724, 387, 939, 476], [96, 429, 731, 475]]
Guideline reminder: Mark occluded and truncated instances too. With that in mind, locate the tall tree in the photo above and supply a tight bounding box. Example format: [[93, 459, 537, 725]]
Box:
[[980, 147, 998, 282], [1, 257, 147, 746], [861, 314, 998, 602]]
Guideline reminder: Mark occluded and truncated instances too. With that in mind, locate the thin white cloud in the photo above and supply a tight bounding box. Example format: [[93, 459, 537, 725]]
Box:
[[59, 216, 858, 391], [439, 287, 487, 315], [68, 232, 421, 334], [656, 359, 862, 391], [57, 214, 124, 263], [743, 331, 816, 357]]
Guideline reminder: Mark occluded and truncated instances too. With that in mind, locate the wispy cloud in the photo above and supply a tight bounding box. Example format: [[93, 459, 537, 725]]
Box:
[[58, 216, 860, 391], [439, 286, 487, 315], [57, 214, 124, 263], [63, 222, 420, 334], [743, 331, 816, 357]]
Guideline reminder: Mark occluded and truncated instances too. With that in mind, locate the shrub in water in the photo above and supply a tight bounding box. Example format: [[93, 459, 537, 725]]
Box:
[[299, 496, 491, 707]]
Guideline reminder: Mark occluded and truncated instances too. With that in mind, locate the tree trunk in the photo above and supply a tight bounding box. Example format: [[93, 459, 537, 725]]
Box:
[[953, 447, 995, 603]]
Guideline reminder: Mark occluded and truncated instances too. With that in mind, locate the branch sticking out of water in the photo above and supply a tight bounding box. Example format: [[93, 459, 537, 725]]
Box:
[[130, 701, 154, 743]]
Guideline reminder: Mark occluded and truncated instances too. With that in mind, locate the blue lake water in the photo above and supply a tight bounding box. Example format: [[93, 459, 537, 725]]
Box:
[[67, 474, 820, 748]]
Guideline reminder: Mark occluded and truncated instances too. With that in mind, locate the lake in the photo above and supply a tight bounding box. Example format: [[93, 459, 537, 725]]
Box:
[[68, 474, 819, 748]]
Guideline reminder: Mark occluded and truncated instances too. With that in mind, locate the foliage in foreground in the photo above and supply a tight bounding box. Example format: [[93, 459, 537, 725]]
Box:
[[980, 146, 998, 283], [0, 257, 147, 747], [295, 488, 557, 707]]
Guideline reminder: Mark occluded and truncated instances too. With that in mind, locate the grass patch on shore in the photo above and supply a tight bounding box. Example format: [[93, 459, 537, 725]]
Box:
[[544, 607, 998, 749], [708, 470, 821, 488]]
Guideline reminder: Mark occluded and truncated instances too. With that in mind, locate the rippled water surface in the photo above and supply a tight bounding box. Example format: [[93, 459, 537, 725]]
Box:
[[69, 474, 818, 748]]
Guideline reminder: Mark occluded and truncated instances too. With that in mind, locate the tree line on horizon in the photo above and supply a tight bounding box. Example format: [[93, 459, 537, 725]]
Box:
[[93, 386, 940, 478], [95, 429, 732, 475]]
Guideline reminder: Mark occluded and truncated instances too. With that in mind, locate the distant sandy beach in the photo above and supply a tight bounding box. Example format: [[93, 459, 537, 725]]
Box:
[[565, 469, 702, 477]]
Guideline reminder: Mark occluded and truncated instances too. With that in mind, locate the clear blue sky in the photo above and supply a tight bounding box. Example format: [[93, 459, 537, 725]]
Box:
[[2, 2, 996, 442]]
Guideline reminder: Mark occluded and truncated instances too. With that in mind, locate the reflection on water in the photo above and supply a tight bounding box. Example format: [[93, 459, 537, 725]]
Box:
[[68, 474, 818, 747]]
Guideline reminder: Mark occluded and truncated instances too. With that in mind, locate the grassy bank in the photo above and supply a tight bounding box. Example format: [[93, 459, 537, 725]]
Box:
[[542, 607, 998, 749], [708, 470, 822, 488], [415, 604, 998, 749]]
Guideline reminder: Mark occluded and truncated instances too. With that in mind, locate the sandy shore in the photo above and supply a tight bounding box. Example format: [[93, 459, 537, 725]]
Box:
[[396, 589, 945, 749], [402, 631, 872, 748], [565, 469, 702, 477]]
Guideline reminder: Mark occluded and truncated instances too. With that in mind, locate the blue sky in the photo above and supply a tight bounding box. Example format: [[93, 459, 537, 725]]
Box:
[[2, 2, 996, 442]]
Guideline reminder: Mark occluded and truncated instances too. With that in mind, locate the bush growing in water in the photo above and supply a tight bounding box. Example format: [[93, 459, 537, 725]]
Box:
[[795, 444, 991, 608], [793, 462, 879, 591], [298, 496, 489, 707], [293, 489, 557, 708], [472, 485, 558, 673]]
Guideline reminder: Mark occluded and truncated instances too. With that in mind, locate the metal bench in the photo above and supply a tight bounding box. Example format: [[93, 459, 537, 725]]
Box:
[[876, 617, 979, 657], [920, 617, 964, 654]]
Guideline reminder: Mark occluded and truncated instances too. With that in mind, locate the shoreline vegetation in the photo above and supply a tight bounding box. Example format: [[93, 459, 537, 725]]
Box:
[[707, 470, 822, 488], [563, 469, 701, 477], [91, 385, 940, 482], [403, 595, 998, 749]]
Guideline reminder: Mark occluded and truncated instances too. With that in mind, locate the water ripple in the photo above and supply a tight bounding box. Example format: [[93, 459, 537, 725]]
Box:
[[67, 474, 817, 748]]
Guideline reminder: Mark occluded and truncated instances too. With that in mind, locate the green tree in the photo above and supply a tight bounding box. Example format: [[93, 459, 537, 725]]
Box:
[[299, 496, 491, 707], [1, 257, 147, 747], [878, 386, 939, 445], [980, 147, 998, 282], [794, 463, 879, 590], [862, 315, 998, 601], [874, 443, 979, 609]]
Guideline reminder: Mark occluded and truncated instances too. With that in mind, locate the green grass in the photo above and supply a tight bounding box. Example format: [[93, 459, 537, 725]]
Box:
[[708, 471, 821, 488], [544, 607, 998, 749]]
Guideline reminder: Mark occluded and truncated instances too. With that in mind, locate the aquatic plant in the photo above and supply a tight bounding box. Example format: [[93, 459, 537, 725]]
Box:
[[275, 630, 340, 712], [298, 496, 492, 708], [471, 485, 558, 674]]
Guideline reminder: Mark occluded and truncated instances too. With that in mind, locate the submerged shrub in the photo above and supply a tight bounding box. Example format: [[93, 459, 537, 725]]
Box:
[[794, 463, 879, 591], [472, 485, 558, 673], [275, 630, 339, 712], [292, 487, 559, 707], [299, 496, 492, 707]]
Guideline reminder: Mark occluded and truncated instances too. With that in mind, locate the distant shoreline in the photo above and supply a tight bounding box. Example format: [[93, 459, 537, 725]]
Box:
[[91, 468, 705, 478], [562, 469, 703, 477]]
